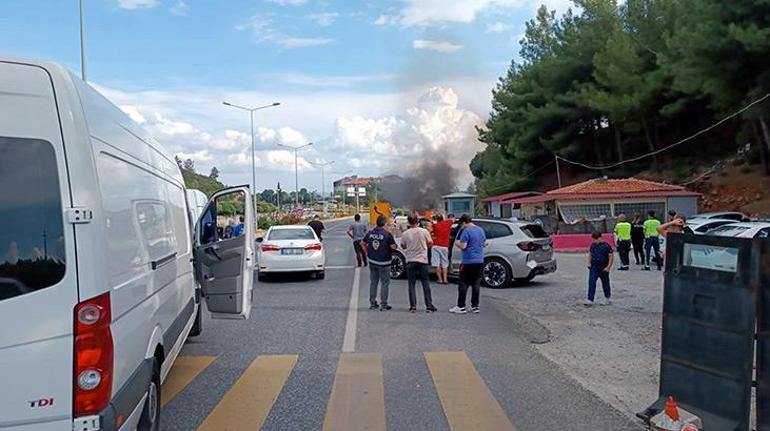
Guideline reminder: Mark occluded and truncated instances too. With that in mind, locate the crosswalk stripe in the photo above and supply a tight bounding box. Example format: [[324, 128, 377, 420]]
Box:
[[323, 353, 387, 431], [197, 355, 298, 431], [425, 351, 517, 431], [162, 356, 216, 407]]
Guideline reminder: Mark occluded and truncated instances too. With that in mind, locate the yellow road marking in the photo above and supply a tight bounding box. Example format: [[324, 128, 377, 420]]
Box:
[[162, 356, 216, 407], [323, 353, 387, 431], [197, 355, 298, 431], [425, 351, 517, 431]]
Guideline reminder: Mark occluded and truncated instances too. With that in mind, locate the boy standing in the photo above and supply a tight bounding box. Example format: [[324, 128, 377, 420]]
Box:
[[585, 231, 613, 306]]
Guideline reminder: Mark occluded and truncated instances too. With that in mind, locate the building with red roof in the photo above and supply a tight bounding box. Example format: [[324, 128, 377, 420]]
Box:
[[481, 191, 542, 218], [508, 177, 699, 230]]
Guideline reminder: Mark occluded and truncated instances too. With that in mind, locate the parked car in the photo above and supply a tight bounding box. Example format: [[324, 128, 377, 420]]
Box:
[[688, 211, 747, 222], [390, 218, 557, 288], [0, 58, 255, 431], [257, 225, 326, 280], [686, 218, 737, 234], [706, 222, 770, 239]]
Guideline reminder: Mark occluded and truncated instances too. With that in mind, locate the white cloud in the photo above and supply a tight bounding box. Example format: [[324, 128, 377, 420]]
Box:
[[486, 21, 510, 33], [378, 0, 520, 27], [413, 39, 463, 53], [120, 105, 146, 124], [268, 0, 308, 5], [170, 0, 188, 16], [117, 0, 158, 10], [331, 86, 485, 185], [236, 16, 333, 49], [308, 12, 339, 26]]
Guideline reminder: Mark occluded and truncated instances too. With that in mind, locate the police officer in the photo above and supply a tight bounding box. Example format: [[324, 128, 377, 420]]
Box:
[[613, 214, 632, 271]]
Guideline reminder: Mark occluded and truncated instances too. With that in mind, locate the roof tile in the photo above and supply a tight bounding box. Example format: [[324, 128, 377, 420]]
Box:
[[547, 178, 686, 195]]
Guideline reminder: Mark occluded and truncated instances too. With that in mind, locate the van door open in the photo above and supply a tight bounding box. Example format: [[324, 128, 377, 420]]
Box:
[[194, 186, 254, 319]]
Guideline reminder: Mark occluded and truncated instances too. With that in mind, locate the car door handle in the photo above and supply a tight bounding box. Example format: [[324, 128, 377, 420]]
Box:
[[151, 252, 177, 270]]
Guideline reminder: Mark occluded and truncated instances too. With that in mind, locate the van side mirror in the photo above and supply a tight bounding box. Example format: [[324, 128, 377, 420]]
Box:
[[256, 237, 264, 243]]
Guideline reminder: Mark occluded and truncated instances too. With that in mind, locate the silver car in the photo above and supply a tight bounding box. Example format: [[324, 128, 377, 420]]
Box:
[[390, 218, 557, 288]]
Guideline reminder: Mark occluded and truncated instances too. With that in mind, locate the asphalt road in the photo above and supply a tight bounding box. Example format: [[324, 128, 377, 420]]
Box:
[[162, 219, 640, 430]]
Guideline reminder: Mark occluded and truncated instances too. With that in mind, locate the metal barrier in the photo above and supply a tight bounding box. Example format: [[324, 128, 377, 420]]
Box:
[[642, 233, 763, 431]]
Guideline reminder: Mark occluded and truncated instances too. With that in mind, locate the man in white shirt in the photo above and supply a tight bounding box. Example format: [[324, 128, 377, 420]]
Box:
[[400, 215, 437, 313]]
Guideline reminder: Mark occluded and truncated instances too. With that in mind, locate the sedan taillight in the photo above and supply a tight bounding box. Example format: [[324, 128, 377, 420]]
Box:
[[73, 292, 113, 417], [305, 243, 323, 251], [261, 244, 281, 252], [517, 242, 541, 252]]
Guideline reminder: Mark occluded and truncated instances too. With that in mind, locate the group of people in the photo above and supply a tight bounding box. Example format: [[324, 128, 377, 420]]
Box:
[[585, 210, 689, 306], [345, 212, 488, 314]]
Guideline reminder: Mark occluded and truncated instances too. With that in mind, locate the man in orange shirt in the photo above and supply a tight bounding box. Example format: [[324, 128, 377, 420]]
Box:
[[431, 214, 453, 284]]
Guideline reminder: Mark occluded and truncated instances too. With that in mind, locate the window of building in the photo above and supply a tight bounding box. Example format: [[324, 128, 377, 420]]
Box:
[[614, 202, 666, 219], [0, 137, 66, 301], [559, 204, 611, 224]]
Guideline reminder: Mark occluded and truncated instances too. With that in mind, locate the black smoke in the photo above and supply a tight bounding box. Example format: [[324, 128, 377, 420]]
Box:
[[381, 159, 457, 211]]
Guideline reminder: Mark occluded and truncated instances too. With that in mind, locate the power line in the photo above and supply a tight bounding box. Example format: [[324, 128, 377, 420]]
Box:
[[483, 159, 555, 195], [555, 93, 770, 171]]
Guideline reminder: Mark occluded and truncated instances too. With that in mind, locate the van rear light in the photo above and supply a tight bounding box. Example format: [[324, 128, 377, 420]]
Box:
[[517, 242, 540, 252], [304, 243, 322, 251], [73, 292, 113, 417], [261, 244, 281, 252]]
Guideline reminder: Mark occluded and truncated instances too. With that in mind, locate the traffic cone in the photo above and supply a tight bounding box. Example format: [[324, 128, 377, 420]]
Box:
[[664, 396, 680, 422]]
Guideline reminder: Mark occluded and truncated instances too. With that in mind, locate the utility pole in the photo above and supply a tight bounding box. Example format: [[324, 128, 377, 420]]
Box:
[[277, 142, 313, 209], [222, 101, 281, 223], [311, 161, 335, 215], [555, 154, 562, 188]]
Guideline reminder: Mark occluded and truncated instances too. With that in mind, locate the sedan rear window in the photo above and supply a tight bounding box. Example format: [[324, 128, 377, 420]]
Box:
[[0, 137, 66, 301], [269, 228, 316, 241]]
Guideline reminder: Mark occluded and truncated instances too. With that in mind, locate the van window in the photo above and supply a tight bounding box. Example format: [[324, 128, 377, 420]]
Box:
[[0, 137, 66, 301], [97, 153, 187, 287]]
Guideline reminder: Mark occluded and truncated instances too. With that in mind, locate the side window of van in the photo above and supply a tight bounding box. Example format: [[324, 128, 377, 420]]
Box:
[[97, 153, 185, 287], [0, 137, 66, 301]]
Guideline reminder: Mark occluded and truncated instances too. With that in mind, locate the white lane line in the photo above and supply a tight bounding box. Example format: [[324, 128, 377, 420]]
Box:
[[326, 265, 356, 270], [342, 267, 361, 353]]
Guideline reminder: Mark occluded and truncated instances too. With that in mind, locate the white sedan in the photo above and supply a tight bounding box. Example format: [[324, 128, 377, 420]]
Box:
[[257, 225, 326, 280]]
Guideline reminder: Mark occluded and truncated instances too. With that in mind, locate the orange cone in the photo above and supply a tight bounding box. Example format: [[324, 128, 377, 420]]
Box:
[[664, 396, 680, 422]]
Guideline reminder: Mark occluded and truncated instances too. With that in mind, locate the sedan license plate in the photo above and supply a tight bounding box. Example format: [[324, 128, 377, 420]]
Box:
[[281, 248, 304, 255]]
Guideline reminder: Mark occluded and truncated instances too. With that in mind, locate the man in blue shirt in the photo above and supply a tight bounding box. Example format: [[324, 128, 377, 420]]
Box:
[[585, 231, 613, 306], [231, 216, 245, 237], [449, 214, 487, 314], [361, 215, 397, 310]]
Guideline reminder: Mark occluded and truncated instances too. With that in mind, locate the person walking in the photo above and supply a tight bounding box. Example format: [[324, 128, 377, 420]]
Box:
[[585, 231, 613, 306], [613, 214, 632, 271], [347, 214, 368, 267], [449, 214, 487, 314], [308, 215, 325, 241], [400, 215, 437, 313], [361, 215, 397, 311], [431, 214, 452, 284], [643, 211, 662, 271], [631, 214, 645, 265]]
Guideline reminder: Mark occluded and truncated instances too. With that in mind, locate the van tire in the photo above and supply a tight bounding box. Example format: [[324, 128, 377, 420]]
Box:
[[189, 305, 203, 337], [137, 359, 161, 431]]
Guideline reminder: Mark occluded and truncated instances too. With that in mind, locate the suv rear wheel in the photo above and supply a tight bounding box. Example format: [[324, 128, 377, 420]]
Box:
[[390, 253, 406, 279], [482, 257, 512, 288]]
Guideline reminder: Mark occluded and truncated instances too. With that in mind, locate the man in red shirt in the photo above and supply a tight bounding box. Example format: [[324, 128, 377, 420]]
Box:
[[431, 214, 453, 284]]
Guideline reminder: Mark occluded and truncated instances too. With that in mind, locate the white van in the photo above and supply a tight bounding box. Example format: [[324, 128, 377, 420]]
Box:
[[0, 58, 255, 431], [185, 189, 209, 223]]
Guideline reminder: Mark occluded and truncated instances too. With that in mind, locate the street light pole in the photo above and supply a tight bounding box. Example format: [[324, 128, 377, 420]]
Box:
[[222, 101, 280, 224], [277, 142, 313, 210], [311, 161, 335, 215], [79, 0, 86, 81]]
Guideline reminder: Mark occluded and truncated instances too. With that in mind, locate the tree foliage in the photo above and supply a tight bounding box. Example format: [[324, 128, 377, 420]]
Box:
[[474, 0, 770, 196]]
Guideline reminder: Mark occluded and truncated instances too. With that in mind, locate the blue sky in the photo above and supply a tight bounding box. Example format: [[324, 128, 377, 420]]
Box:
[[0, 0, 573, 193]]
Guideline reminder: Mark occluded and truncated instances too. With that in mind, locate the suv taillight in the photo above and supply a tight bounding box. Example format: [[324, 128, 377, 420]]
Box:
[[74, 292, 113, 417], [517, 242, 540, 252]]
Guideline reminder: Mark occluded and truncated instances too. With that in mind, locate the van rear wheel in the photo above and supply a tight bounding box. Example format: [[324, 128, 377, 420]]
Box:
[[137, 359, 161, 431]]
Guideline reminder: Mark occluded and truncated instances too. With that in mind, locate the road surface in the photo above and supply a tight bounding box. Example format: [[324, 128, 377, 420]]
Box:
[[161, 219, 640, 430]]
